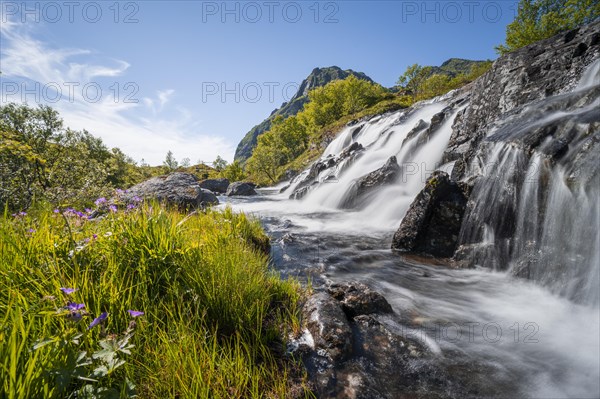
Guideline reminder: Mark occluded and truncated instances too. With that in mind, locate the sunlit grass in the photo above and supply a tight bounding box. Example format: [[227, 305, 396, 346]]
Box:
[[0, 203, 309, 398]]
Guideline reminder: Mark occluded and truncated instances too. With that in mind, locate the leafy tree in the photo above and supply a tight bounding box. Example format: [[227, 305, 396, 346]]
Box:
[[181, 157, 191, 167], [0, 103, 144, 211], [212, 155, 228, 172], [163, 150, 178, 170], [396, 64, 433, 98], [221, 160, 246, 182], [496, 0, 600, 55]]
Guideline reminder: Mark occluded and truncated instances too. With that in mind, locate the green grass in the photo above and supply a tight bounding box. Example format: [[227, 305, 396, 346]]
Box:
[[0, 204, 309, 398]]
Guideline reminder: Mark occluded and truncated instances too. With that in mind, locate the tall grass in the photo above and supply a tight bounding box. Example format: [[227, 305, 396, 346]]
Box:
[[0, 204, 309, 398]]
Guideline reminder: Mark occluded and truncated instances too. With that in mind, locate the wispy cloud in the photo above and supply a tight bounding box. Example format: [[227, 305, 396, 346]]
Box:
[[0, 17, 234, 165]]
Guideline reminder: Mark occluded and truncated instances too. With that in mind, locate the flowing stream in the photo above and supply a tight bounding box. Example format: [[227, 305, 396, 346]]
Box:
[[222, 62, 600, 398]]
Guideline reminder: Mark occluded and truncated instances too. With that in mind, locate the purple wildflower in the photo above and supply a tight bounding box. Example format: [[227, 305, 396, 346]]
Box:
[[92, 234, 98, 240], [85, 208, 92, 214], [127, 310, 144, 317], [127, 204, 136, 210], [132, 196, 142, 203], [60, 287, 77, 295], [94, 197, 107, 206], [83, 238, 90, 244], [88, 312, 108, 330], [115, 189, 124, 195], [65, 302, 85, 311], [53, 209, 60, 214], [27, 228, 36, 234], [109, 205, 118, 213], [19, 211, 27, 216]]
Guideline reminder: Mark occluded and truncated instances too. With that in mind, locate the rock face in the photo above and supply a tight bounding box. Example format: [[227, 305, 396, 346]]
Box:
[[443, 22, 600, 179], [392, 171, 469, 258], [234, 66, 374, 163], [198, 178, 229, 194], [124, 173, 219, 209], [394, 21, 600, 262], [225, 181, 258, 196]]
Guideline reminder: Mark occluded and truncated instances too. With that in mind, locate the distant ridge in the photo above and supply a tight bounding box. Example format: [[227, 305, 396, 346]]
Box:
[[234, 66, 373, 163]]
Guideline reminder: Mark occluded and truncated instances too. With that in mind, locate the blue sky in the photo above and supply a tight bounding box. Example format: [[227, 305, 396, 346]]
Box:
[[0, 1, 518, 165]]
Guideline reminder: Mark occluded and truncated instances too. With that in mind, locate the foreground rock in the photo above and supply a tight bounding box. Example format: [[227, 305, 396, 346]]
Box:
[[198, 178, 229, 194], [225, 182, 258, 196], [392, 171, 468, 258], [123, 172, 218, 209], [294, 282, 491, 398]]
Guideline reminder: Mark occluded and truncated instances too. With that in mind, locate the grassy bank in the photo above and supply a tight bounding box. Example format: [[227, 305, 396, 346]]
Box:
[[0, 204, 307, 398]]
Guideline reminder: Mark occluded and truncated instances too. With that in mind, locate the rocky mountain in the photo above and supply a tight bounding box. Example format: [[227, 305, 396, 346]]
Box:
[[428, 57, 490, 77], [234, 66, 373, 163]]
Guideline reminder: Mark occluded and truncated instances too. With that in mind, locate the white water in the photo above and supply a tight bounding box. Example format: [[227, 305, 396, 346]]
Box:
[[225, 62, 600, 398]]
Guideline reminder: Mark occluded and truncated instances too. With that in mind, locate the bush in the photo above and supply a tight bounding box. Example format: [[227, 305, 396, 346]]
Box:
[[0, 104, 143, 212]]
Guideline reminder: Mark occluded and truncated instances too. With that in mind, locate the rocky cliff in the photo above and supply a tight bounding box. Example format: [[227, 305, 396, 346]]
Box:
[[234, 66, 373, 163]]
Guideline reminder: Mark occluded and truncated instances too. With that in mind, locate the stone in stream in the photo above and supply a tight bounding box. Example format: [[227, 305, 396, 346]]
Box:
[[198, 178, 230, 194], [225, 181, 258, 196], [392, 171, 469, 258], [327, 282, 393, 318], [293, 282, 482, 398], [341, 156, 400, 209]]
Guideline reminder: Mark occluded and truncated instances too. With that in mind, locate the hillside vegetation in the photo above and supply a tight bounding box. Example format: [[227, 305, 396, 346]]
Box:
[[245, 62, 492, 186]]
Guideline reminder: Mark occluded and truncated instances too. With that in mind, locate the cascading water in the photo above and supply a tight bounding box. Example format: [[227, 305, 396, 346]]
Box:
[[457, 63, 600, 307], [224, 59, 600, 398]]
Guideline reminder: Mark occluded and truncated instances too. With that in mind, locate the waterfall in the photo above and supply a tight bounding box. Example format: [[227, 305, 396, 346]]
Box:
[[456, 62, 600, 306], [281, 93, 466, 231]]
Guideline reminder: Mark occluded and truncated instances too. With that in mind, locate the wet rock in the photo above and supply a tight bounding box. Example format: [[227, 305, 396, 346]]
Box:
[[198, 178, 229, 194], [123, 172, 218, 210], [444, 21, 600, 179], [225, 181, 258, 196], [392, 171, 469, 258], [283, 169, 299, 181], [294, 282, 497, 398], [341, 156, 400, 209], [303, 292, 353, 361], [327, 282, 393, 319], [290, 142, 364, 199]]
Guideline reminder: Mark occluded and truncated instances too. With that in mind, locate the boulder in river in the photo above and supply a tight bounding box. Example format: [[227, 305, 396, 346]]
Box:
[[341, 156, 400, 208], [392, 171, 469, 258], [225, 181, 258, 196], [122, 172, 219, 209], [199, 178, 229, 194]]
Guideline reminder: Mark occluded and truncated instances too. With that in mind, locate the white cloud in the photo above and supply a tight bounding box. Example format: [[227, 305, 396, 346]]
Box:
[[0, 17, 235, 165]]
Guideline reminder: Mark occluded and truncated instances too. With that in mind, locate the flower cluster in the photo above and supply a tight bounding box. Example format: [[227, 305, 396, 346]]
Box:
[[59, 287, 144, 329]]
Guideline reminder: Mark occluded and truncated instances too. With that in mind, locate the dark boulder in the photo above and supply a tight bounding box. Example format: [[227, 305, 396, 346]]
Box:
[[123, 172, 218, 209], [225, 182, 258, 196], [199, 178, 229, 194], [327, 282, 393, 319], [392, 171, 468, 258]]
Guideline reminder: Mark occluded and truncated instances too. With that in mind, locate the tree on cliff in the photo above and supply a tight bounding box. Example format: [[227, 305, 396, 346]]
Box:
[[496, 0, 600, 55]]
